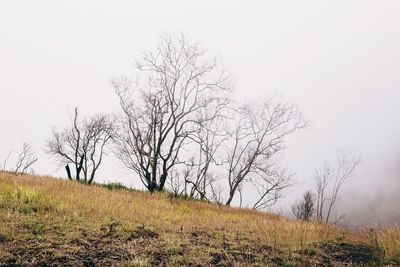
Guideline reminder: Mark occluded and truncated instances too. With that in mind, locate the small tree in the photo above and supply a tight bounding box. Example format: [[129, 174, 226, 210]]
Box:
[[252, 170, 292, 210], [223, 99, 307, 206], [182, 114, 227, 200], [14, 143, 38, 175], [1, 143, 38, 174], [1, 151, 13, 171], [46, 108, 116, 184], [292, 190, 315, 221], [314, 152, 361, 223]]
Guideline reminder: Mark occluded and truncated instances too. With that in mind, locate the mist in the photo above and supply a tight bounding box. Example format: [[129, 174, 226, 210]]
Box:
[[1, 1, 399, 225]]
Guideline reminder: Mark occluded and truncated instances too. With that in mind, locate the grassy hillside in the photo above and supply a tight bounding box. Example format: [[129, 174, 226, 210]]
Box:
[[0, 172, 399, 266]]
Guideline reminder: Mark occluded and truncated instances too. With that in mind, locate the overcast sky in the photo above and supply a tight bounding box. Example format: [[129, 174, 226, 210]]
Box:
[[1, 1, 399, 224]]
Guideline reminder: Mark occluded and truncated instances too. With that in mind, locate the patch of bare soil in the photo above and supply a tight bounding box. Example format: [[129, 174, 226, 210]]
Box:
[[128, 225, 159, 240], [0, 224, 164, 267], [0, 229, 384, 266], [317, 241, 384, 266], [0, 235, 133, 266]]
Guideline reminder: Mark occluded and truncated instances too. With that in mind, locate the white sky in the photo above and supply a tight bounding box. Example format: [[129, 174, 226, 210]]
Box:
[[1, 1, 400, 224]]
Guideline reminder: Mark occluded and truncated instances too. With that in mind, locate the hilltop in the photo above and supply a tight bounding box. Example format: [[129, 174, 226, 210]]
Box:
[[0, 172, 399, 266]]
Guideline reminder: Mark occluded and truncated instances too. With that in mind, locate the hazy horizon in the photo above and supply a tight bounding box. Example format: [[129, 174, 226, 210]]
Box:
[[1, 1, 400, 225]]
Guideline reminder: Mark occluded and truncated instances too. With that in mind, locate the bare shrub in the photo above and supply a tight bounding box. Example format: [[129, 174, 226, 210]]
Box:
[[1, 143, 38, 174], [292, 190, 315, 221], [315, 152, 361, 223], [46, 108, 116, 184]]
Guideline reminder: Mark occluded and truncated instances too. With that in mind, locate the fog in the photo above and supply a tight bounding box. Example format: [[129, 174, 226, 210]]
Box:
[[1, 1, 399, 225]]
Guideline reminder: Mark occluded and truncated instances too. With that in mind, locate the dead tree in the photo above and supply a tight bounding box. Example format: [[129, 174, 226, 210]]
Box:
[[223, 99, 307, 206], [1, 143, 38, 174], [46, 108, 116, 184], [1, 150, 14, 171], [252, 169, 292, 210], [210, 181, 224, 205], [168, 169, 186, 197], [182, 111, 227, 200], [113, 33, 232, 192], [14, 143, 38, 174], [314, 152, 361, 223]]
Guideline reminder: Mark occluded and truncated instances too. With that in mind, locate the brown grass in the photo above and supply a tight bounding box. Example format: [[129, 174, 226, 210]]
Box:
[[363, 225, 400, 259], [0, 171, 399, 266]]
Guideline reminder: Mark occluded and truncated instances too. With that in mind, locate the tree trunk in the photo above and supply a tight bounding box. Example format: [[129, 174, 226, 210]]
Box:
[[88, 172, 95, 184], [226, 179, 240, 206], [225, 191, 235, 206], [158, 173, 167, 191], [76, 155, 84, 181], [65, 164, 72, 179]]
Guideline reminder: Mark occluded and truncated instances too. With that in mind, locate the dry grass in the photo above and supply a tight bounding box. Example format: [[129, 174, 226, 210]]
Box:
[[363, 226, 400, 259], [0, 171, 399, 266]]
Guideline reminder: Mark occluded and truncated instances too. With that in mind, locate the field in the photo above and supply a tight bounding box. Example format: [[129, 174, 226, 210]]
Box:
[[0, 171, 399, 266]]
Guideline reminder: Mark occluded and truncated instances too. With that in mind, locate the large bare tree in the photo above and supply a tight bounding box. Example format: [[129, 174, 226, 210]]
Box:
[[113, 33, 231, 192], [46, 108, 116, 184], [314, 152, 361, 223], [223, 99, 307, 206]]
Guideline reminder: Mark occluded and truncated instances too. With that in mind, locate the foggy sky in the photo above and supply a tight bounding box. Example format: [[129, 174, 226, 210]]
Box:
[[1, 1, 399, 225]]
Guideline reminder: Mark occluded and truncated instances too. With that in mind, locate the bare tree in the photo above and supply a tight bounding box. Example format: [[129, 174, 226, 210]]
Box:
[[237, 184, 244, 207], [182, 113, 227, 200], [292, 190, 315, 221], [14, 143, 38, 174], [46, 108, 116, 184], [113, 33, 231, 192], [252, 169, 292, 210], [210, 181, 224, 205], [1, 143, 38, 174], [315, 152, 361, 223], [168, 169, 185, 198], [223, 99, 307, 206], [1, 150, 14, 171]]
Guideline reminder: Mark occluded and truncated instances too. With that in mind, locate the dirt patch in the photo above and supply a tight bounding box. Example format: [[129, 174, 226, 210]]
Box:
[[0, 229, 385, 266], [99, 222, 121, 237], [128, 225, 159, 240], [189, 229, 216, 248], [318, 240, 384, 265], [147, 249, 171, 266], [0, 234, 8, 243], [0, 235, 134, 266], [0, 225, 165, 266], [209, 250, 232, 266]]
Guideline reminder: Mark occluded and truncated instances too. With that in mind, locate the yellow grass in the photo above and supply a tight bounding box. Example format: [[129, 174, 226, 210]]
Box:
[[366, 226, 400, 258], [0, 172, 337, 247], [0, 171, 399, 265]]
